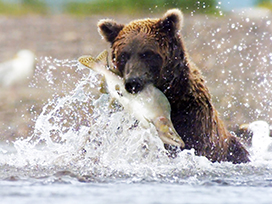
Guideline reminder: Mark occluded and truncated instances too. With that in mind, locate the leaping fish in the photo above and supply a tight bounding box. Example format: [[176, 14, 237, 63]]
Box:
[[78, 50, 185, 148]]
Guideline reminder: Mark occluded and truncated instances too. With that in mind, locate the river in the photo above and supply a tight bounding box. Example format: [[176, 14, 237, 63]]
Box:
[[0, 57, 272, 204]]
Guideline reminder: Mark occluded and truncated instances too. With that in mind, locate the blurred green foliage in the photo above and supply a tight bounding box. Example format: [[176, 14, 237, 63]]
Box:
[[0, 0, 221, 16], [257, 0, 272, 10], [0, 0, 47, 15], [1, 0, 271, 16], [64, 0, 218, 16]]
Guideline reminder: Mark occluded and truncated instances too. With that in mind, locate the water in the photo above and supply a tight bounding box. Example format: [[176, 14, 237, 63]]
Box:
[[0, 56, 272, 203], [1, 182, 272, 204]]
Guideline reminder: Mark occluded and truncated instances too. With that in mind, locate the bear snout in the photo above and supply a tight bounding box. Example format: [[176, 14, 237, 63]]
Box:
[[125, 77, 144, 94]]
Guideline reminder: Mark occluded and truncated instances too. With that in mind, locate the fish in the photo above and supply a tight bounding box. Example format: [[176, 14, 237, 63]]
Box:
[[78, 50, 185, 148]]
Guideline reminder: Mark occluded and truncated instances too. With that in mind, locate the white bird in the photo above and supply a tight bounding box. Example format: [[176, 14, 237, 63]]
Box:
[[243, 120, 272, 160], [0, 49, 35, 88]]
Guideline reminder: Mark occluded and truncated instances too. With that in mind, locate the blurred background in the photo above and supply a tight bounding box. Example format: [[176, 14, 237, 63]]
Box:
[[0, 0, 271, 15], [0, 0, 272, 141]]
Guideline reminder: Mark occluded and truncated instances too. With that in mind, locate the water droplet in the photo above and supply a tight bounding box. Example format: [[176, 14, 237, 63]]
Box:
[[244, 103, 250, 108], [227, 102, 232, 108]]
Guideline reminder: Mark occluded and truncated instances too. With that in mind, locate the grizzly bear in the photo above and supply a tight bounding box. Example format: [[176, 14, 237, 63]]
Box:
[[97, 9, 250, 163]]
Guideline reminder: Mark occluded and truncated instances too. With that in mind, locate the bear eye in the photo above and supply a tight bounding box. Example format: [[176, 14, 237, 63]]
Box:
[[118, 52, 130, 65], [139, 51, 155, 59], [139, 51, 163, 75], [139, 50, 162, 65]]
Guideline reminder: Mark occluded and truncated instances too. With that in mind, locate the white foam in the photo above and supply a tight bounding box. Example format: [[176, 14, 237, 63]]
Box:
[[0, 57, 271, 184], [247, 120, 272, 161]]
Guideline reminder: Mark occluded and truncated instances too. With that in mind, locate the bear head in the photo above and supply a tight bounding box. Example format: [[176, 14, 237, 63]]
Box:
[[97, 9, 185, 94]]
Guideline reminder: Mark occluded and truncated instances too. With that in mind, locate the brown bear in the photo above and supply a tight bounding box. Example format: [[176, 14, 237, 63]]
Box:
[[97, 9, 250, 163]]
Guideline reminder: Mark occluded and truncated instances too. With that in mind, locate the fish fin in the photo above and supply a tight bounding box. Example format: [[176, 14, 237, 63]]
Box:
[[109, 98, 122, 110], [152, 117, 185, 148], [107, 98, 124, 111], [96, 50, 122, 76], [99, 76, 108, 94], [78, 55, 96, 69], [143, 116, 152, 123], [109, 67, 122, 76], [109, 98, 115, 109], [95, 50, 108, 65]]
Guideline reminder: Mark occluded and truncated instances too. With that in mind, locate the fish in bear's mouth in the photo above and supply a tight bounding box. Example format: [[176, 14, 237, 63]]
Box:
[[78, 50, 185, 148]]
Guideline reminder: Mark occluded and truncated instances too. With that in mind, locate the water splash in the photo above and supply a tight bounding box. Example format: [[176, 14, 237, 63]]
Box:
[[0, 57, 271, 186]]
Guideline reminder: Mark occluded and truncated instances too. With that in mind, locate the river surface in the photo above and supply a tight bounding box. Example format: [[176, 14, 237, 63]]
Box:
[[0, 58, 272, 204]]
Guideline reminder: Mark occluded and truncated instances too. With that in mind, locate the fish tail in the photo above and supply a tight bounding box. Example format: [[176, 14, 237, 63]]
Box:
[[95, 50, 108, 66], [78, 55, 96, 70], [154, 117, 185, 148]]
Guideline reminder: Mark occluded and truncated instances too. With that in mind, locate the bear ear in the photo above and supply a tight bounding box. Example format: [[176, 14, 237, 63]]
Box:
[[97, 19, 124, 43], [159, 9, 183, 36]]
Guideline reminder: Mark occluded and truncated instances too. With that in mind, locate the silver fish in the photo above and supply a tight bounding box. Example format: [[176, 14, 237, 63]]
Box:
[[78, 50, 185, 148]]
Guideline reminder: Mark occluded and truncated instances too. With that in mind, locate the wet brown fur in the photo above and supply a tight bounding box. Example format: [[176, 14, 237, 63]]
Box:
[[98, 9, 250, 163]]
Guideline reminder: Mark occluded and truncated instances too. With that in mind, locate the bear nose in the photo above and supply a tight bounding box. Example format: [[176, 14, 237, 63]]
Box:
[[125, 77, 144, 94]]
